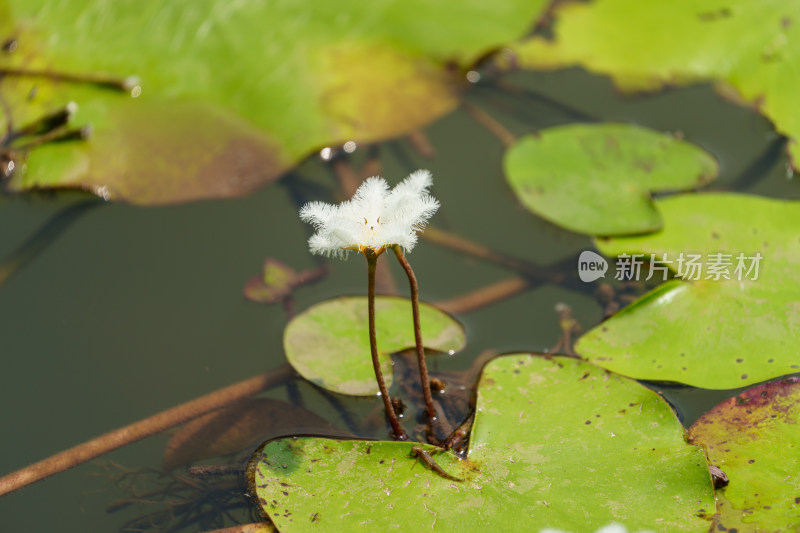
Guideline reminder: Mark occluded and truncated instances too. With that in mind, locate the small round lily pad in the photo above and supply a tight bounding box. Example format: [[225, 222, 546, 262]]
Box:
[[283, 296, 465, 396]]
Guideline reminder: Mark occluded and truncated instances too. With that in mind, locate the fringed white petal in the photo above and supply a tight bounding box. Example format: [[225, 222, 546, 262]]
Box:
[[387, 169, 432, 204], [308, 234, 345, 257], [350, 177, 389, 212], [299, 201, 337, 228]]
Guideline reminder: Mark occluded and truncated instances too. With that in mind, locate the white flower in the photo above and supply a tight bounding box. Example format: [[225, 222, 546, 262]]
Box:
[[299, 169, 440, 257]]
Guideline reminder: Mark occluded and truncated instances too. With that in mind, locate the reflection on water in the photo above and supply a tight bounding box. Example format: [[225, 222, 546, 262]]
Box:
[[0, 68, 796, 531]]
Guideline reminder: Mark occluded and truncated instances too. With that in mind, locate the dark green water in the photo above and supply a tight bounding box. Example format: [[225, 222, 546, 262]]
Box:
[[0, 68, 797, 531]]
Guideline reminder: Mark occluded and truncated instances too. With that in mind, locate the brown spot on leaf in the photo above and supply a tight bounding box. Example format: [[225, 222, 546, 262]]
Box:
[[697, 8, 732, 22], [2, 37, 17, 53]]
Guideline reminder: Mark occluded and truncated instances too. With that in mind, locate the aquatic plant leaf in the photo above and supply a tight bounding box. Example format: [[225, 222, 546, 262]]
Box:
[[250, 355, 714, 531], [0, 0, 550, 204], [163, 399, 348, 471], [506, 0, 800, 168], [244, 260, 301, 305], [244, 261, 328, 305], [503, 124, 718, 235], [576, 193, 800, 389], [689, 377, 800, 532], [283, 296, 465, 396]]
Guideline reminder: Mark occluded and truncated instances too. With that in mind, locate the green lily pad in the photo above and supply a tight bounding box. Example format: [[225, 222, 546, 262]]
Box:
[[576, 193, 800, 389], [503, 123, 718, 236], [251, 354, 714, 531], [283, 296, 465, 396], [505, 0, 800, 168], [689, 377, 800, 532], [0, 0, 550, 204]]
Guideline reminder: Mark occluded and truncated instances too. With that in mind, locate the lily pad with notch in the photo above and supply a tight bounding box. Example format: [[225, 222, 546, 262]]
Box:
[[250, 354, 714, 531], [503, 123, 718, 236], [576, 193, 800, 389], [505, 0, 800, 168]]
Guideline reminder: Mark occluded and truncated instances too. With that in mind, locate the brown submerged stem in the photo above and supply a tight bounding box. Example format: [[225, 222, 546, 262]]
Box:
[[391, 245, 437, 422], [366, 251, 407, 439], [461, 101, 517, 148], [0, 364, 293, 497], [421, 226, 562, 283], [434, 276, 531, 314]]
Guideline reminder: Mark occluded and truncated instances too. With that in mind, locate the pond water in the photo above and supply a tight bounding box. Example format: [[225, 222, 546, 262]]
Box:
[[0, 68, 797, 531]]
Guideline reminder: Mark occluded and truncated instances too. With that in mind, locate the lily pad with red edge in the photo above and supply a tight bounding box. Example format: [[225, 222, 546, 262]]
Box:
[[0, 0, 551, 204], [576, 193, 800, 389], [249, 354, 714, 532], [689, 377, 800, 532], [504, 0, 800, 168], [283, 296, 465, 396]]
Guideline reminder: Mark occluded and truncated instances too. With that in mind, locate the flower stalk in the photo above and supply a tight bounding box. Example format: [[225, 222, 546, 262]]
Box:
[[392, 245, 437, 422], [366, 251, 407, 439], [299, 170, 441, 441]]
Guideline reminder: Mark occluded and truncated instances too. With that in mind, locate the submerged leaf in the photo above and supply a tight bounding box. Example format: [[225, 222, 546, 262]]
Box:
[[244, 260, 299, 305], [251, 354, 714, 531], [577, 193, 800, 389], [506, 0, 800, 168], [689, 377, 800, 532], [163, 399, 348, 471], [243, 259, 327, 305], [503, 123, 718, 235], [283, 296, 465, 396], [0, 0, 551, 204]]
